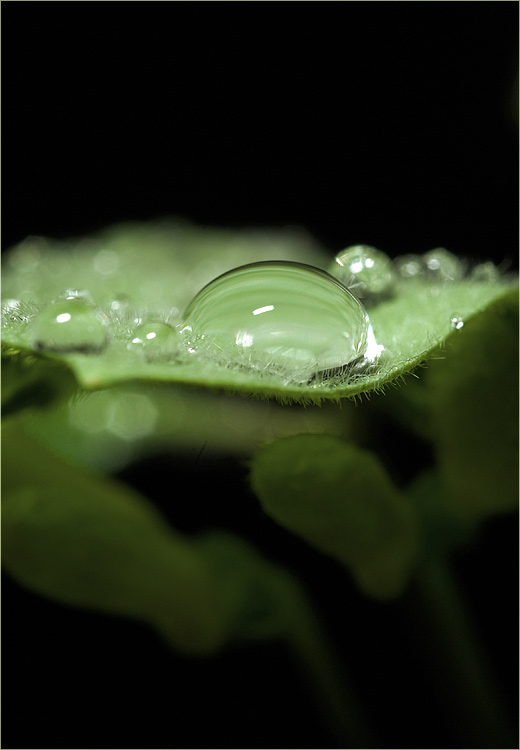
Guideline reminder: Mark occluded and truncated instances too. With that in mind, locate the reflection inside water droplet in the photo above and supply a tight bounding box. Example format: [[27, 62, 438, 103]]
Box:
[[30, 292, 109, 353], [329, 245, 395, 302], [181, 261, 381, 384], [127, 321, 182, 362]]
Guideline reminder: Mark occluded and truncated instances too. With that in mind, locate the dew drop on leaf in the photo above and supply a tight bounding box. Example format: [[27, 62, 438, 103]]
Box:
[[423, 248, 463, 282], [328, 245, 395, 302], [127, 321, 182, 362], [30, 291, 109, 353], [394, 254, 425, 280], [180, 261, 377, 383], [471, 261, 499, 282]]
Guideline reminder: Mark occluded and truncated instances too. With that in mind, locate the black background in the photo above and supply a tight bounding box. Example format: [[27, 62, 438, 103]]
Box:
[[2, 4, 518, 264], [2, 4, 519, 750]]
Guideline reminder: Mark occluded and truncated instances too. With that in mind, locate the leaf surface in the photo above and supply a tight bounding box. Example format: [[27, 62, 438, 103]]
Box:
[[2, 221, 516, 403]]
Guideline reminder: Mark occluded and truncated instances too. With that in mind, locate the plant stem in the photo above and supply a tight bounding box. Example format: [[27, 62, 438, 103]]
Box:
[[415, 555, 516, 748], [284, 585, 376, 748]]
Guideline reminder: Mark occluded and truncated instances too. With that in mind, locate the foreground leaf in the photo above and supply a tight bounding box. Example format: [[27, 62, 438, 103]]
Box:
[[2, 419, 372, 743], [2, 221, 516, 403]]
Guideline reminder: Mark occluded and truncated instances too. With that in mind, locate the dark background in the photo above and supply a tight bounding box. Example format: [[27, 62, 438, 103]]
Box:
[[2, 4, 518, 264], [2, 4, 518, 750]]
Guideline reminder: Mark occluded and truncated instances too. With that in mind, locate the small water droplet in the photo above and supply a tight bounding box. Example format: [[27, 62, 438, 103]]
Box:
[[470, 261, 499, 282], [393, 254, 425, 279], [127, 321, 182, 362], [329, 245, 395, 302], [110, 295, 132, 313], [181, 261, 379, 384], [30, 293, 109, 353], [423, 248, 463, 282], [450, 315, 464, 330]]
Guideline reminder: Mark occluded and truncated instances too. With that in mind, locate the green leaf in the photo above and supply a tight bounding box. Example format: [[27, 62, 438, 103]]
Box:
[[1, 346, 77, 418], [2, 221, 516, 403], [249, 433, 420, 600], [2, 420, 238, 654], [2, 419, 370, 742], [424, 290, 519, 522], [1, 419, 338, 656]]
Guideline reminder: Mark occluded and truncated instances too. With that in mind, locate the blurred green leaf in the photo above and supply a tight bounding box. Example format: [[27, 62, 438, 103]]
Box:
[[2, 419, 238, 653], [1, 347, 77, 418], [1, 419, 336, 658], [2, 418, 369, 741], [250, 433, 419, 600], [425, 290, 519, 522]]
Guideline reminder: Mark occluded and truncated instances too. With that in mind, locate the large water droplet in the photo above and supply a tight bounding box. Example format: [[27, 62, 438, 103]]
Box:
[[329, 245, 395, 302], [30, 291, 109, 353], [127, 321, 182, 362], [181, 261, 378, 384]]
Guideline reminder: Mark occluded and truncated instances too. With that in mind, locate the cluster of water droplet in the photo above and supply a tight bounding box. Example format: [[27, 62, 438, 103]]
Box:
[[2, 227, 507, 389], [18, 261, 383, 386], [326, 244, 507, 337], [327, 245, 470, 304]]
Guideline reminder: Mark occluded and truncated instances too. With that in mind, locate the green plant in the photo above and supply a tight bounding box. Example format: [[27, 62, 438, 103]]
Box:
[[2, 221, 518, 748]]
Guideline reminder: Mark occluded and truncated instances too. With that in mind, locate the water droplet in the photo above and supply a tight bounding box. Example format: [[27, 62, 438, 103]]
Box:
[[181, 261, 378, 384], [450, 315, 464, 330], [393, 254, 425, 279], [471, 261, 499, 282], [110, 296, 132, 314], [127, 321, 182, 362], [30, 292, 109, 353], [423, 248, 463, 282], [329, 245, 395, 302]]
